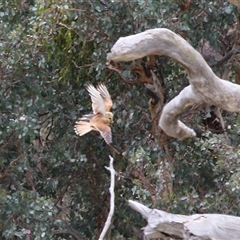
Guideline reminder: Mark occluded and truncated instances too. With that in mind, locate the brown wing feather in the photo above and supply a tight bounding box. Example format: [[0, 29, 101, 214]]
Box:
[[97, 83, 113, 112], [100, 129, 112, 144]]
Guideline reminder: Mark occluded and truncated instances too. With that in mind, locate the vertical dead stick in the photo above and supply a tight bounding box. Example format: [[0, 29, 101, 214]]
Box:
[[99, 155, 115, 240]]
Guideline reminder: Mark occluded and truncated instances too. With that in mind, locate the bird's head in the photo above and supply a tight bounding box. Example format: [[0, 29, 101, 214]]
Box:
[[106, 112, 114, 123]]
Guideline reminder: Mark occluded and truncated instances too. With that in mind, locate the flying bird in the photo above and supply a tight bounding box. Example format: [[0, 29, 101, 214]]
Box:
[[74, 83, 113, 144]]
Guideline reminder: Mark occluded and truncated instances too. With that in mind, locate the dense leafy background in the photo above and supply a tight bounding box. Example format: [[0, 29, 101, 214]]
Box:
[[0, 0, 240, 239]]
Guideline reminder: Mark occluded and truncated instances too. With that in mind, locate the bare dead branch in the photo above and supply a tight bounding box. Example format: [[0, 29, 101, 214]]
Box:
[[107, 28, 240, 139], [53, 222, 85, 240], [99, 155, 115, 240], [210, 46, 240, 67], [128, 200, 240, 240]]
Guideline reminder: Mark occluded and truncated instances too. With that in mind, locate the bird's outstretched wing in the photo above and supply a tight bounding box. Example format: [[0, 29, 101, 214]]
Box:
[[95, 122, 112, 144], [86, 84, 106, 115], [97, 83, 113, 112]]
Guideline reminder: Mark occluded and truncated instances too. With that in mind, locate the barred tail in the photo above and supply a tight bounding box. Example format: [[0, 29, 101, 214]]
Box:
[[74, 121, 93, 136]]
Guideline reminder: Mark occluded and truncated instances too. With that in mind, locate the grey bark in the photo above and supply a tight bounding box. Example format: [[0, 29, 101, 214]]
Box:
[[107, 28, 240, 139], [128, 200, 240, 240]]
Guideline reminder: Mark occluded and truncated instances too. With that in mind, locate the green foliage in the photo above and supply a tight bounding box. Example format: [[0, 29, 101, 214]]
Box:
[[0, 191, 56, 239], [0, 0, 240, 239]]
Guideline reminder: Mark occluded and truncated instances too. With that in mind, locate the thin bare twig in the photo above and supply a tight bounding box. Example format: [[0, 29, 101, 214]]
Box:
[[53, 222, 85, 240], [106, 62, 138, 84], [57, 22, 73, 30], [72, 60, 95, 69], [210, 46, 240, 67]]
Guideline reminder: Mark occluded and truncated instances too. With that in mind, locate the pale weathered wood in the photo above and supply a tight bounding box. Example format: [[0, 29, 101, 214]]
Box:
[[107, 28, 240, 139], [128, 200, 240, 240]]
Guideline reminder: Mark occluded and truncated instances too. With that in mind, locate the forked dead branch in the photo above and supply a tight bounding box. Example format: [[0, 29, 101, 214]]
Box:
[[107, 28, 240, 139]]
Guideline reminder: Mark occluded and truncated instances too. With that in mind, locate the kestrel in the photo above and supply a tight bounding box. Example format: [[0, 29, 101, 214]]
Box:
[[74, 83, 113, 144]]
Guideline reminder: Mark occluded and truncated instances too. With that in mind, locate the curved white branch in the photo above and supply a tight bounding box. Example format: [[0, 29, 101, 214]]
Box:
[[107, 28, 240, 139], [159, 85, 200, 138]]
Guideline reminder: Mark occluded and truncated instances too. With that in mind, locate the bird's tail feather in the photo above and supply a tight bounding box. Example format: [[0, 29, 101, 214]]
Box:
[[74, 121, 93, 136]]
